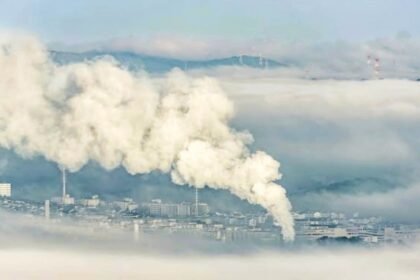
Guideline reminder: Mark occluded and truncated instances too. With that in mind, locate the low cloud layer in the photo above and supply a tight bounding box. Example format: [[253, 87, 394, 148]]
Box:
[[223, 78, 420, 166], [1, 209, 419, 280], [218, 77, 420, 219], [296, 183, 420, 222], [1, 247, 419, 280], [56, 33, 420, 79]]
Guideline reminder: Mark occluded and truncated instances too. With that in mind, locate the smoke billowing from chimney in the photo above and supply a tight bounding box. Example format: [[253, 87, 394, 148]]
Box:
[[0, 34, 294, 240]]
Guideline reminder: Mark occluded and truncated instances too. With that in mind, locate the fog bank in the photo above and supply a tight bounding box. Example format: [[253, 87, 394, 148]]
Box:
[[1, 246, 419, 280]]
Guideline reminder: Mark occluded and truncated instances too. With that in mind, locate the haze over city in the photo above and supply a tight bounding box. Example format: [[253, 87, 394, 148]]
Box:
[[0, 1, 420, 279]]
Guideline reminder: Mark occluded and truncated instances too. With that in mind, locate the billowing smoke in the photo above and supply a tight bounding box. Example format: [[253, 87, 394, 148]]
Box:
[[0, 34, 294, 240]]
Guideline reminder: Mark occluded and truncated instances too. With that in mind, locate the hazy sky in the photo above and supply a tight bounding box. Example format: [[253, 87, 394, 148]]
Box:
[[1, 0, 419, 44]]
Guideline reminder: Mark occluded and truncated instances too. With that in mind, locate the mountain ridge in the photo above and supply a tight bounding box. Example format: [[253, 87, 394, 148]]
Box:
[[49, 50, 287, 73]]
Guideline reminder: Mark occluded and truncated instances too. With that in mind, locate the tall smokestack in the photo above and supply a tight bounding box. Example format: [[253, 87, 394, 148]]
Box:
[[195, 188, 199, 217], [61, 167, 66, 201], [133, 222, 140, 242], [45, 199, 50, 220]]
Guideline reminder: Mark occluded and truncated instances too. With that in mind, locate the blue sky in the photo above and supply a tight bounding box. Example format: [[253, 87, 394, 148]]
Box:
[[1, 0, 419, 44]]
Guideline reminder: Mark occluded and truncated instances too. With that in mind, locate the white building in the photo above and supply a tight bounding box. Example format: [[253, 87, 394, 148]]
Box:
[[161, 203, 178, 217], [0, 183, 11, 197], [177, 202, 191, 217], [141, 200, 209, 217], [145, 201, 162, 216], [80, 195, 101, 208], [384, 226, 420, 244], [197, 203, 210, 216], [51, 194, 75, 205], [63, 194, 75, 205], [114, 198, 138, 211], [298, 225, 348, 240]]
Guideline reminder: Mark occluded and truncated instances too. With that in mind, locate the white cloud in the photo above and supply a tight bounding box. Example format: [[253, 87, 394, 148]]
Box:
[[222, 78, 420, 164], [0, 247, 419, 280], [212, 77, 420, 218]]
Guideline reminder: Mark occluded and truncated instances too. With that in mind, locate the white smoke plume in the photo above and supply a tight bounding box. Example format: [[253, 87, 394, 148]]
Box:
[[0, 34, 294, 240]]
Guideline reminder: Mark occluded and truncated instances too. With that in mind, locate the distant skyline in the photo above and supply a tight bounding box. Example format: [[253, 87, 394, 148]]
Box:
[[1, 0, 419, 46]]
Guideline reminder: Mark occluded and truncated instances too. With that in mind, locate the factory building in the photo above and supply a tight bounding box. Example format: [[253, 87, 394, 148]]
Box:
[[142, 199, 163, 216], [177, 202, 192, 217], [196, 203, 210, 216], [161, 203, 178, 217], [113, 198, 138, 211], [0, 183, 11, 197], [141, 200, 209, 217], [51, 194, 75, 205], [79, 195, 101, 208]]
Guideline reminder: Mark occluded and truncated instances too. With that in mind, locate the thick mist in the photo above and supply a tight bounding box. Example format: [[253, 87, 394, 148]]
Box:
[[0, 210, 419, 280], [1, 247, 419, 280], [0, 34, 294, 240], [219, 76, 420, 219]]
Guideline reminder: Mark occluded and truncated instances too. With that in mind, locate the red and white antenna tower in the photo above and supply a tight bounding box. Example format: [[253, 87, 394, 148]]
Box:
[[374, 57, 380, 79], [367, 55, 380, 79], [367, 55, 372, 66]]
